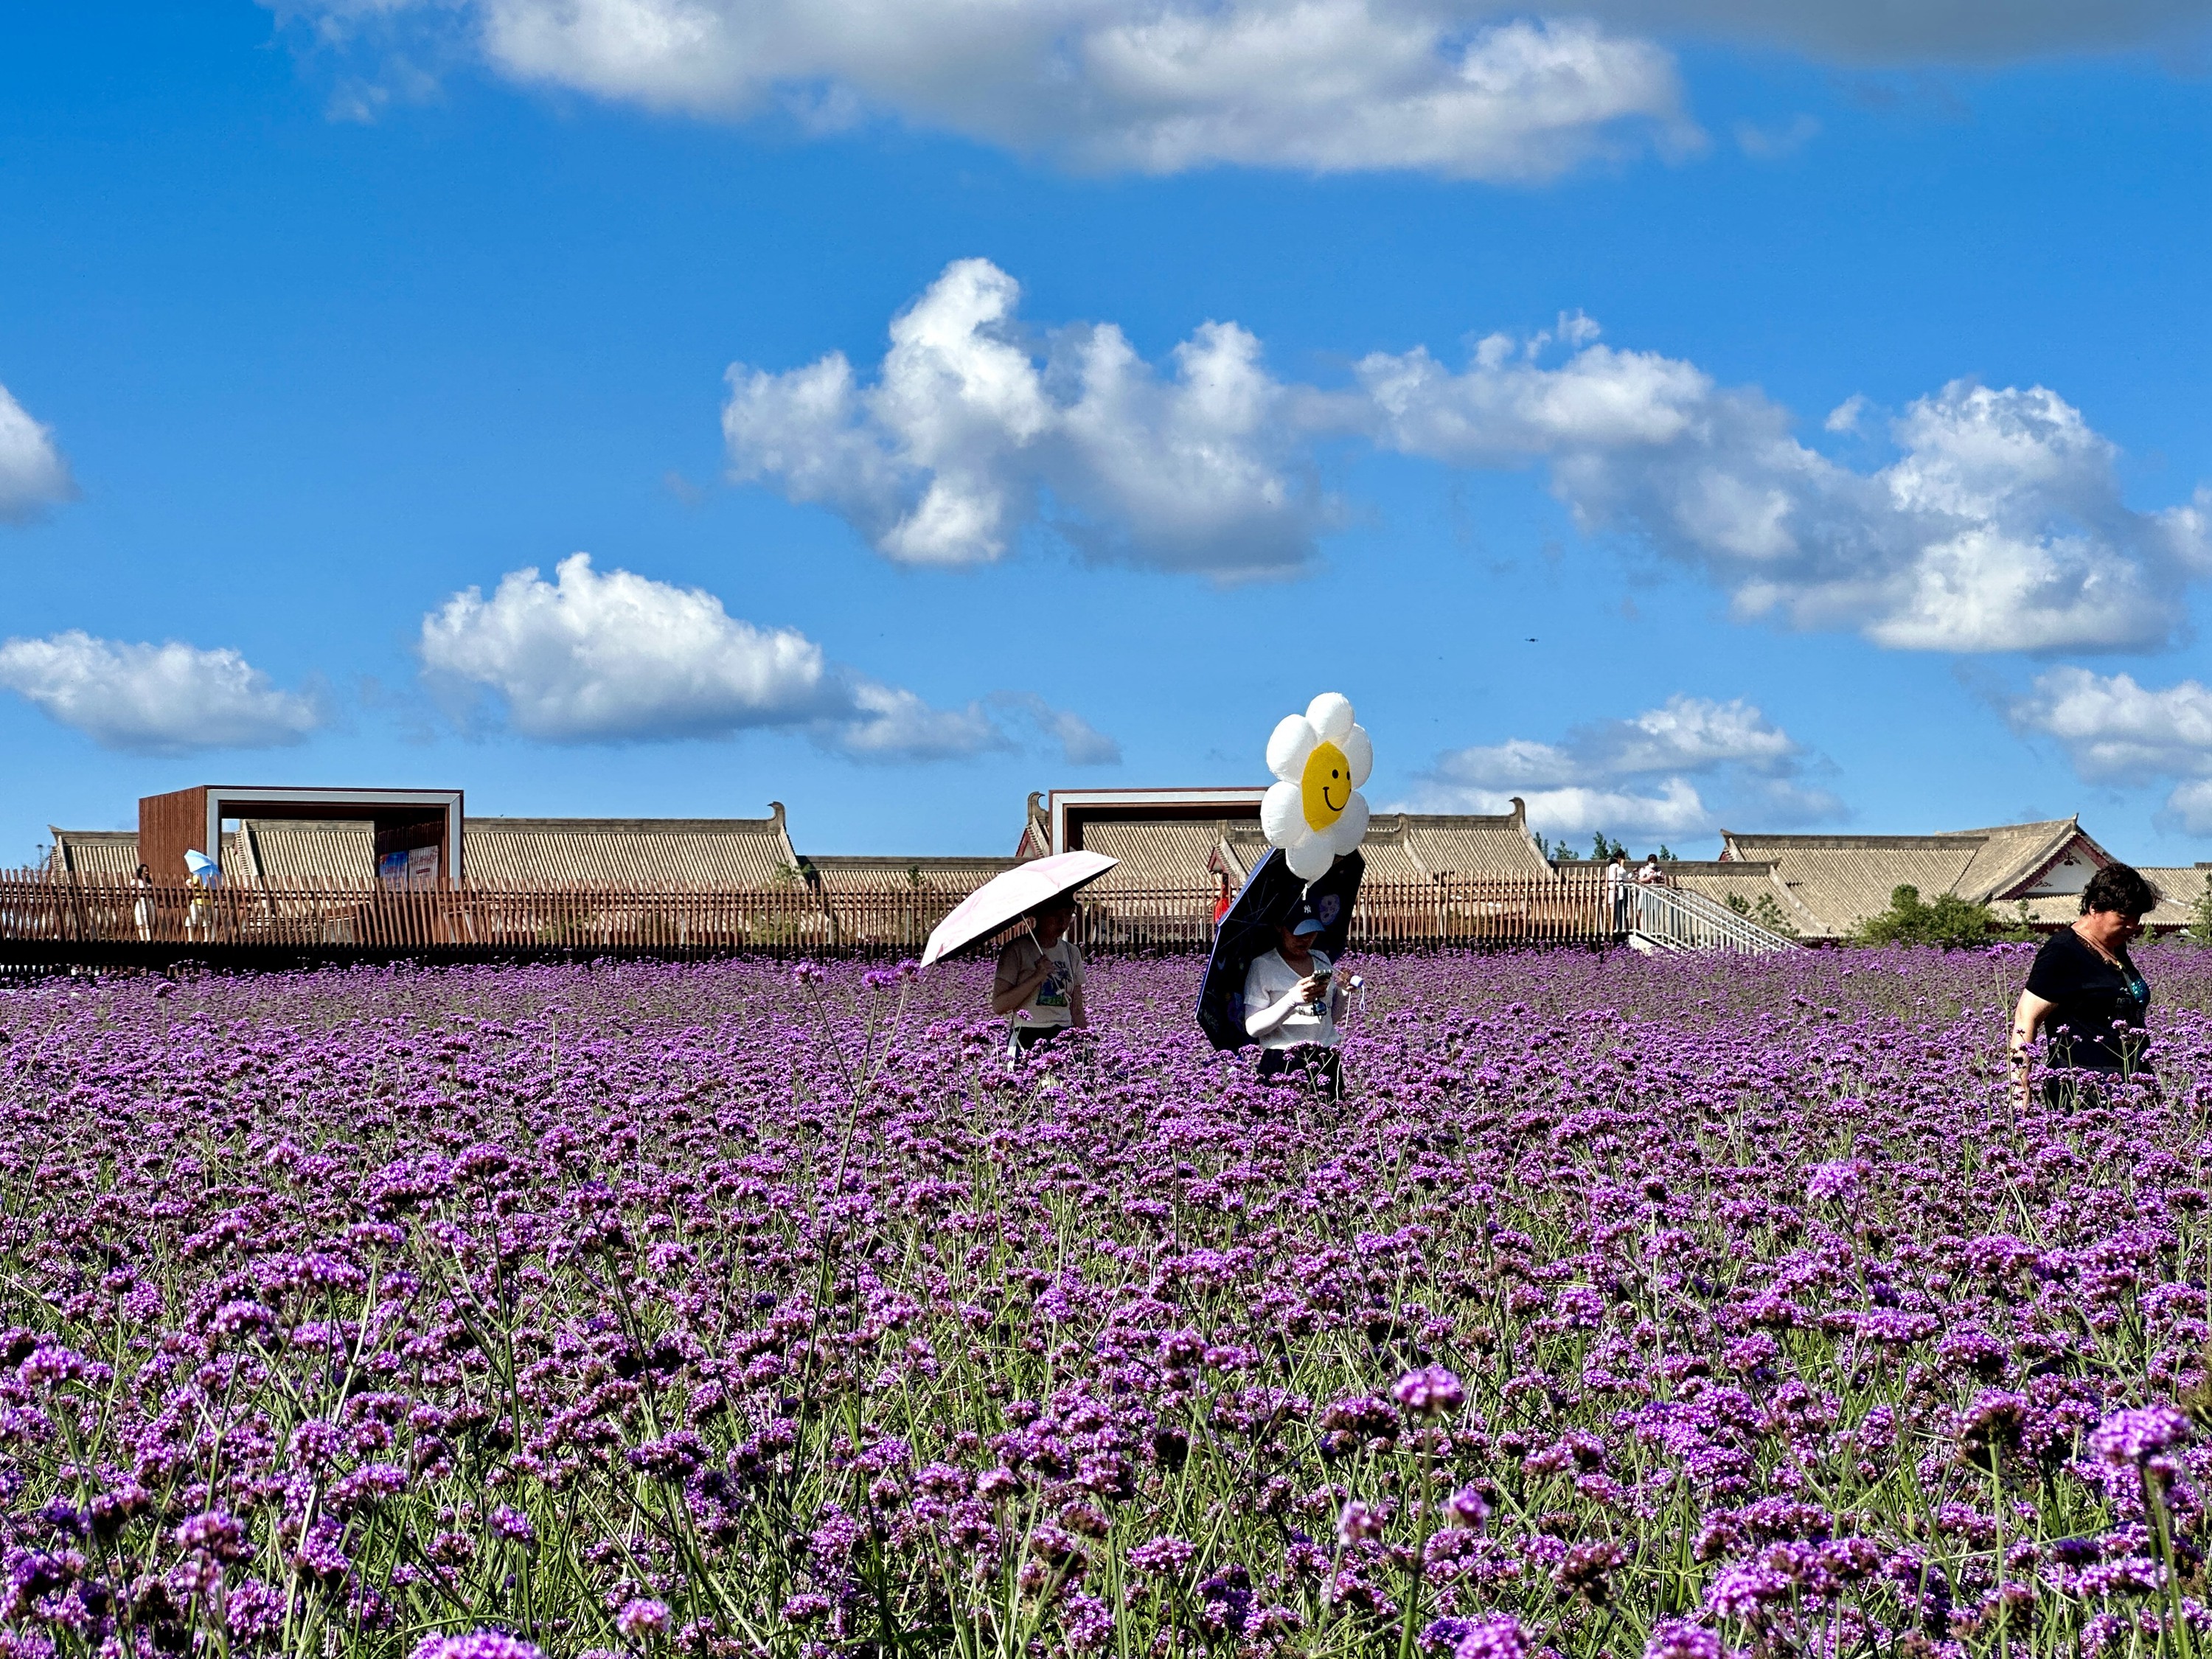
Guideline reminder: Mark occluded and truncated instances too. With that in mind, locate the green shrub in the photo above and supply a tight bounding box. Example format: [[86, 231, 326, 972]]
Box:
[[1852, 883, 1995, 948]]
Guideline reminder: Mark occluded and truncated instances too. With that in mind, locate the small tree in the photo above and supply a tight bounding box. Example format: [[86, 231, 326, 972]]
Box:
[[1853, 884, 1994, 948], [2188, 872, 2212, 947], [1589, 832, 1625, 861], [1726, 891, 1800, 939]]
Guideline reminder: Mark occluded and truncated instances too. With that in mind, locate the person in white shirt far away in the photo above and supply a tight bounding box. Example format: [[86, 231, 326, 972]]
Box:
[[992, 895, 1087, 1057], [1244, 900, 1349, 1100], [1604, 852, 1629, 934], [1635, 855, 1666, 887]]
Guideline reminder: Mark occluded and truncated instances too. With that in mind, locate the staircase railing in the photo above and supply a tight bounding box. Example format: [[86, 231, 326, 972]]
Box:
[[1621, 883, 1800, 954]]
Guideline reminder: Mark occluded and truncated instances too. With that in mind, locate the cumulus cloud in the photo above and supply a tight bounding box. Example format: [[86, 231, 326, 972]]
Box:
[[728, 265, 2212, 649], [276, 0, 1695, 180], [1359, 326, 2212, 652], [0, 381, 74, 523], [0, 632, 324, 754], [2009, 666, 2212, 832], [419, 552, 1116, 761], [1405, 693, 1840, 838], [724, 260, 1330, 579]]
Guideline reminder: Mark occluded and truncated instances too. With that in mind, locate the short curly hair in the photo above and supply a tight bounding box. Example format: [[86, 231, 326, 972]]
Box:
[[2080, 861, 2158, 919]]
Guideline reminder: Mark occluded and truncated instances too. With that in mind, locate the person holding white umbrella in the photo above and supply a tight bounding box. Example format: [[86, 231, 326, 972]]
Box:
[[184, 849, 220, 943], [918, 849, 1116, 1058], [992, 895, 1088, 1055]]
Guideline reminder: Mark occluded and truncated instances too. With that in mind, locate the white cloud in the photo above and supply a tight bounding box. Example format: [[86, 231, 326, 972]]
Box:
[[726, 265, 2212, 650], [1416, 771, 1716, 840], [0, 632, 324, 754], [2167, 781, 2212, 837], [279, 0, 1696, 180], [419, 552, 1118, 761], [421, 552, 833, 742], [1405, 693, 1840, 838], [2009, 666, 2212, 832], [1359, 328, 2212, 652], [723, 258, 1330, 577], [0, 381, 74, 523], [2009, 667, 2212, 782], [990, 692, 1124, 765]]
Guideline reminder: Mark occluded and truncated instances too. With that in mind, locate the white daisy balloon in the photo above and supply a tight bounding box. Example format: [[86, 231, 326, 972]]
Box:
[[1261, 692, 1373, 880]]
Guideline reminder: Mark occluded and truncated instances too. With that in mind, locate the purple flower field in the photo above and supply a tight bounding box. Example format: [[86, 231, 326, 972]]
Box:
[[2, 946, 2211, 1659]]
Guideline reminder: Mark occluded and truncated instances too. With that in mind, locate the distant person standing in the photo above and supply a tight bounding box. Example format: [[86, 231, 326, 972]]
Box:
[[1244, 900, 1348, 1099], [2010, 863, 2160, 1105], [1604, 852, 1630, 933], [185, 873, 212, 942], [993, 896, 1087, 1057], [133, 863, 156, 942], [1635, 854, 1666, 888]]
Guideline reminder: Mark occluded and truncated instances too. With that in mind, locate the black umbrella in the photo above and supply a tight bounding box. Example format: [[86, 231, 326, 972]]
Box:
[[1194, 846, 1365, 1051]]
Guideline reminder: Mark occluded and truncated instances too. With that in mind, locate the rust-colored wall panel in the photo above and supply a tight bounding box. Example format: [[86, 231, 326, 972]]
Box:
[[139, 787, 209, 881]]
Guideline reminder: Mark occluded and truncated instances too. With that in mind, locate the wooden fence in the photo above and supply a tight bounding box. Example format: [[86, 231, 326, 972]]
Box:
[[0, 870, 1613, 962]]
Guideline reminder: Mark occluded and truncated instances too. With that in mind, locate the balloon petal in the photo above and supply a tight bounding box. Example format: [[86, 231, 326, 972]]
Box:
[[1266, 715, 1318, 782], [1305, 693, 1354, 745], [1341, 725, 1373, 789], [1287, 836, 1334, 880], [1328, 792, 1370, 855], [1261, 781, 1304, 847]]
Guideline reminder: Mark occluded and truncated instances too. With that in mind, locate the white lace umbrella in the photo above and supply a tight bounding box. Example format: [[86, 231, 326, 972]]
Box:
[[920, 851, 1118, 967]]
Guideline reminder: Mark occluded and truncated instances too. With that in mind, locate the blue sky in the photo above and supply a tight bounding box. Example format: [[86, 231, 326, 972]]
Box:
[[4, 2, 2211, 865]]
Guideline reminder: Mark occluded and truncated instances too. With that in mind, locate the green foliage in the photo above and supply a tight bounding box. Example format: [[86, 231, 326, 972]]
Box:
[[1655, 844, 1674, 862], [1994, 899, 2044, 943], [1590, 832, 1627, 861], [1725, 891, 1801, 939], [1852, 883, 1996, 948]]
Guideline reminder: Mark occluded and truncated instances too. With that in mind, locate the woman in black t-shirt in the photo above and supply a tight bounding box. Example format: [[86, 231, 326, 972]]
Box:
[[2008, 862, 2160, 1105]]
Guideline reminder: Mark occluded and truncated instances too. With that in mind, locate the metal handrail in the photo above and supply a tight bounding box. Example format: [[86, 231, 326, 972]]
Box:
[[1621, 882, 1799, 954]]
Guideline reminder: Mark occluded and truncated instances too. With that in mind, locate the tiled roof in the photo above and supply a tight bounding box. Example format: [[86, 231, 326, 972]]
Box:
[[52, 829, 248, 880], [1718, 834, 1989, 939], [240, 820, 377, 888], [1395, 813, 1551, 879], [1944, 818, 2082, 901], [1018, 793, 1051, 860], [464, 814, 801, 888], [51, 829, 143, 879], [2138, 866, 2211, 929], [804, 855, 1018, 892], [1080, 818, 1247, 891], [1073, 808, 1548, 893], [1719, 819, 2138, 938]]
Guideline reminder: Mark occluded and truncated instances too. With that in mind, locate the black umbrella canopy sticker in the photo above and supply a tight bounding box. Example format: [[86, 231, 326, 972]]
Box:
[[1195, 693, 1372, 1052]]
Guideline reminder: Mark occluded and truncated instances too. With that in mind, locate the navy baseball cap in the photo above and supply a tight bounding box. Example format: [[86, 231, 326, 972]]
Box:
[[1287, 900, 1326, 936]]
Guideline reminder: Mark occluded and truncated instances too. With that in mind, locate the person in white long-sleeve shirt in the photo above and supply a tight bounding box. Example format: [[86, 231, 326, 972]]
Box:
[[1243, 902, 1347, 1099]]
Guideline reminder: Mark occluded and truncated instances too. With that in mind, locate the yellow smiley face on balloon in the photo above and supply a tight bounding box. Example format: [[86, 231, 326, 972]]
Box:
[[1262, 693, 1373, 880], [1301, 740, 1351, 831]]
